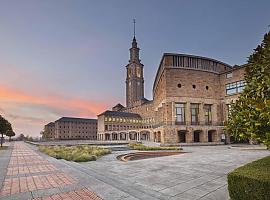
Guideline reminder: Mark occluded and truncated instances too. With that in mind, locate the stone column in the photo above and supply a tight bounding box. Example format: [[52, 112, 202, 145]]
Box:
[[199, 103, 205, 125], [186, 129, 193, 143], [172, 102, 175, 126], [200, 130, 206, 142], [212, 104, 218, 126], [186, 102, 191, 125]]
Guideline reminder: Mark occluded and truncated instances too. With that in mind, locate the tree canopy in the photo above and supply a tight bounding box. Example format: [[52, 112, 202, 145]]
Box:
[[226, 31, 270, 148], [0, 115, 13, 147], [6, 129, 16, 141]]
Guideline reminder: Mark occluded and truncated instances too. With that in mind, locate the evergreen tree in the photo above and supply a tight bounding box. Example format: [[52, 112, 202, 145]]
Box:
[[226, 32, 270, 148]]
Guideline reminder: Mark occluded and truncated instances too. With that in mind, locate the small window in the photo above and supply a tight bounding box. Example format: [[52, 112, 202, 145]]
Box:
[[192, 85, 196, 89], [177, 83, 182, 88], [206, 86, 209, 90], [226, 72, 233, 79]]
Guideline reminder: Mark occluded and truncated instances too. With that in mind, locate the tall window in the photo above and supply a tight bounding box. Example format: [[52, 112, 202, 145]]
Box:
[[226, 80, 246, 95], [175, 103, 185, 125], [191, 104, 199, 125], [204, 104, 212, 125]]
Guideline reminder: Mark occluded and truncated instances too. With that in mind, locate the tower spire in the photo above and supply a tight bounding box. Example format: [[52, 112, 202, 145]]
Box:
[[133, 19, 136, 39], [132, 19, 137, 48]]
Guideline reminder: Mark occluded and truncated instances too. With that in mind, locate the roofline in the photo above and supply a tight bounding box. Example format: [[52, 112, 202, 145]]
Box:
[[97, 110, 141, 118], [153, 53, 233, 96], [219, 63, 248, 74], [55, 117, 97, 122], [45, 122, 55, 126], [97, 110, 110, 117], [163, 53, 233, 68]]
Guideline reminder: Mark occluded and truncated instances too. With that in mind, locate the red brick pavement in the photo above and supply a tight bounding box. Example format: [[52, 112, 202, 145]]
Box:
[[0, 143, 102, 199], [0, 172, 76, 196], [7, 164, 57, 175]]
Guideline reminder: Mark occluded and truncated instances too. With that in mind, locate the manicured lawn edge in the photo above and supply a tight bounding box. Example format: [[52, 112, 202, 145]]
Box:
[[227, 156, 270, 200], [128, 143, 182, 151]]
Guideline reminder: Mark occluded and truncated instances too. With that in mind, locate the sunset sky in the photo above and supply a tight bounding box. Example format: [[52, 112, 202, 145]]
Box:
[[0, 0, 269, 137]]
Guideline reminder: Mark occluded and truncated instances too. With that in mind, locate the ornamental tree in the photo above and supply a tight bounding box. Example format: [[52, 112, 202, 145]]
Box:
[[226, 31, 270, 148], [0, 115, 13, 147], [6, 129, 15, 142]]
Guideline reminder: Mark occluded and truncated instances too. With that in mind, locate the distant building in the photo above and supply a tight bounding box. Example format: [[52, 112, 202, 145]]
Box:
[[97, 110, 149, 141], [43, 117, 97, 140], [44, 122, 55, 139]]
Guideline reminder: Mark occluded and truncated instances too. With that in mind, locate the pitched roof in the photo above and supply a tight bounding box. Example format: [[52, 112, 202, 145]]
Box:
[[45, 122, 55, 127], [112, 103, 125, 108], [55, 117, 97, 123], [98, 110, 141, 118]]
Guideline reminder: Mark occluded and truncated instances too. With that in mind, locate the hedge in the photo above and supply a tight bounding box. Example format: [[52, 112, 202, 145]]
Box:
[[227, 156, 270, 200]]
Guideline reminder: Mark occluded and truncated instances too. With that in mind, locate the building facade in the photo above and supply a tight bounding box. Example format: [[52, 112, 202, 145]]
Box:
[[44, 122, 55, 139], [97, 35, 246, 145], [44, 117, 97, 140]]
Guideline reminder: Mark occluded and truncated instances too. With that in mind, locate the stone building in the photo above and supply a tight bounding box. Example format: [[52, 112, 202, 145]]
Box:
[[44, 117, 97, 140], [97, 111, 150, 141], [97, 33, 246, 145], [44, 122, 55, 139]]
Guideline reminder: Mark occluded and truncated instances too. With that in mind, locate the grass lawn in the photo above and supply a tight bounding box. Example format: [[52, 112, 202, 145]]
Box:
[[39, 145, 111, 162], [129, 143, 182, 151]]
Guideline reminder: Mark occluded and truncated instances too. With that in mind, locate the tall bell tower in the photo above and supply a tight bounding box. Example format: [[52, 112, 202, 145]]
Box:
[[126, 19, 144, 108]]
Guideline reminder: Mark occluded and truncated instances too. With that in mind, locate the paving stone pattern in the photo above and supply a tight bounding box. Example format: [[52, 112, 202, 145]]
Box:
[[1, 142, 269, 200], [7, 164, 57, 176], [32, 188, 103, 200], [0, 142, 103, 200]]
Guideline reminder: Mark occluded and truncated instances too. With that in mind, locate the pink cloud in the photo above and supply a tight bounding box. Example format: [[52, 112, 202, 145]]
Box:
[[0, 86, 114, 136]]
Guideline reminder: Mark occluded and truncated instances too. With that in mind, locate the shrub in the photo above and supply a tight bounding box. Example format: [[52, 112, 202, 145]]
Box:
[[227, 156, 270, 200], [38, 145, 110, 162], [128, 143, 182, 151], [73, 153, 90, 162]]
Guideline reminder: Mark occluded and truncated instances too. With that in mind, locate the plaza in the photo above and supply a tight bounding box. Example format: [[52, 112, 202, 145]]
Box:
[[0, 142, 269, 199]]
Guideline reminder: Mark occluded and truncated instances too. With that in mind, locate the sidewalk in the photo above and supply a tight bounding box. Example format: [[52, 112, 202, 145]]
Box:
[[0, 142, 103, 200]]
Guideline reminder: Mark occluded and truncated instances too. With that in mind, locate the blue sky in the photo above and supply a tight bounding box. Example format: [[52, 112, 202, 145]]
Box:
[[0, 0, 269, 136]]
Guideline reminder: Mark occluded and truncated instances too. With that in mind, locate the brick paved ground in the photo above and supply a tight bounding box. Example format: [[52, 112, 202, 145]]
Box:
[[1, 142, 269, 200], [0, 142, 103, 200]]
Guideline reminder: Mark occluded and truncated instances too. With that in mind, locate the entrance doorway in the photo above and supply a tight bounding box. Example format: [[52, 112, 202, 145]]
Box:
[[194, 130, 201, 142], [157, 131, 161, 142], [208, 132, 213, 142], [178, 131, 186, 143], [105, 133, 110, 140], [208, 130, 217, 142]]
